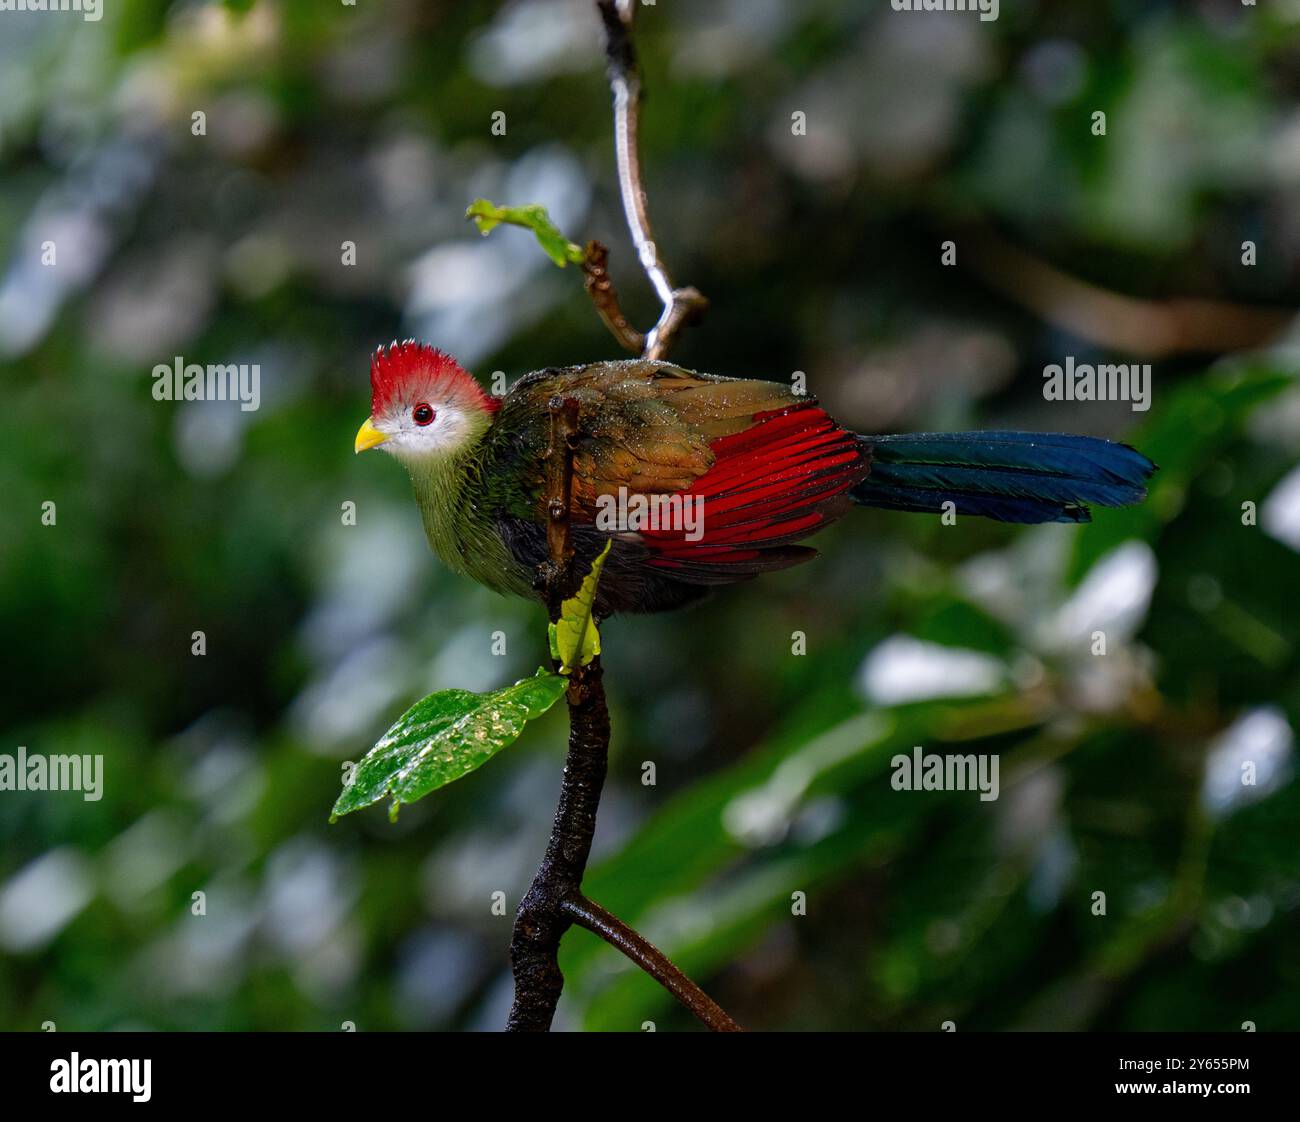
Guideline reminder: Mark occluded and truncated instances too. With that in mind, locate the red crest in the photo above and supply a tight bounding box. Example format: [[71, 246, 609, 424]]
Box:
[[369, 341, 501, 416]]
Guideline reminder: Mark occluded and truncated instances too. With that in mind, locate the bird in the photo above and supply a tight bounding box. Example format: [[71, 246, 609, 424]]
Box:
[[355, 341, 1156, 617]]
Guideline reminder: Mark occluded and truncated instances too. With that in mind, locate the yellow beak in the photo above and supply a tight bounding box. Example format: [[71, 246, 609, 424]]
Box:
[[354, 417, 389, 454]]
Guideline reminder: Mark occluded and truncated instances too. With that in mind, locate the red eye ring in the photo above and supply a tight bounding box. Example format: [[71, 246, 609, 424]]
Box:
[[412, 403, 435, 426]]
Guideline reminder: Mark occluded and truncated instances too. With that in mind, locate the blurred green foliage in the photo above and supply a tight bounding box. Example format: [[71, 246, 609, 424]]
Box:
[[1, 0, 1298, 1031]]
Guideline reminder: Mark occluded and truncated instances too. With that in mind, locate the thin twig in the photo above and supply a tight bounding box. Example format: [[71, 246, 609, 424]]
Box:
[[595, 0, 707, 359], [563, 896, 743, 1031], [582, 240, 645, 354]]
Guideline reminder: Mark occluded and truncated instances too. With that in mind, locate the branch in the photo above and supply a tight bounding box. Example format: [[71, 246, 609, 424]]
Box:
[[562, 896, 743, 1032], [507, 395, 592, 1032], [582, 239, 644, 354], [595, 0, 707, 359], [505, 0, 740, 1034], [506, 655, 611, 1031], [508, 398, 740, 1032], [960, 226, 1289, 359]]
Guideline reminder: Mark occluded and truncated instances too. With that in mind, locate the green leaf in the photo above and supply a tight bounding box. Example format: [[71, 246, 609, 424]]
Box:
[[548, 541, 611, 673], [465, 198, 585, 267], [331, 669, 567, 821]]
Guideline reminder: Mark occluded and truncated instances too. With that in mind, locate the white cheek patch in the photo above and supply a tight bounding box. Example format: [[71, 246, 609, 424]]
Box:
[[388, 405, 471, 459]]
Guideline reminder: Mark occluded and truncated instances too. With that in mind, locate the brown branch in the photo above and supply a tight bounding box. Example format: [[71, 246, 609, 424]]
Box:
[[582, 240, 645, 354], [961, 226, 1290, 359], [563, 896, 743, 1031], [507, 388, 604, 1031], [595, 0, 708, 360], [507, 392, 737, 1034], [506, 658, 611, 1031], [506, 0, 738, 1035]]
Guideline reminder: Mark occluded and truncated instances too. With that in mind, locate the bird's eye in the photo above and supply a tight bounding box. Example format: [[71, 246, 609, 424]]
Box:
[[412, 403, 435, 426]]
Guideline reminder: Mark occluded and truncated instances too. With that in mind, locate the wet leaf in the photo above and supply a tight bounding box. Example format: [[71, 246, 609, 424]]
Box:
[[331, 669, 567, 821], [549, 541, 611, 673]]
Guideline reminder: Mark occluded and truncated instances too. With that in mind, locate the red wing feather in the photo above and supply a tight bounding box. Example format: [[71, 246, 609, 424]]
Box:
[[640, 403, 869, 572]]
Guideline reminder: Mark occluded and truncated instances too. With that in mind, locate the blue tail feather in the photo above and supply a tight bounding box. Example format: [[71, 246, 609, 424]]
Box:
[[851, 431, 1156, 524]]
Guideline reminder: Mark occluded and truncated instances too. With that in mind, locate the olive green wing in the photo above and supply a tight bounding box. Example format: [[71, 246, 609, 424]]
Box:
[[481, 359, 798, 521]]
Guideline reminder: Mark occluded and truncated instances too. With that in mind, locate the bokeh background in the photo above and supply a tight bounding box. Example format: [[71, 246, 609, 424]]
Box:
[[3, 0, 1300, 1032]]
